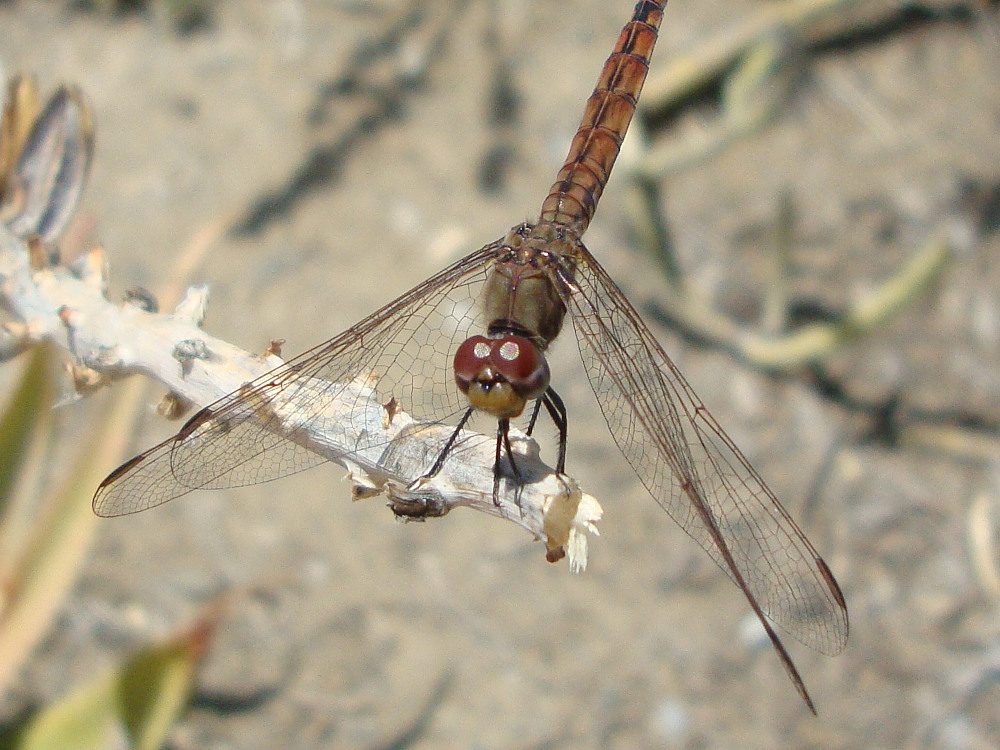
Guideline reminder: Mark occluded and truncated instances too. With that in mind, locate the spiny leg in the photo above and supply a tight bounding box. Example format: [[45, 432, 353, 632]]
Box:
[[493, 387, 568, 508], [523, 387, 569, 473], [525, 398, 544, 436], [419, 406, 474, 482], [540, 387, 568, 475], [491, 416, 532, 508]]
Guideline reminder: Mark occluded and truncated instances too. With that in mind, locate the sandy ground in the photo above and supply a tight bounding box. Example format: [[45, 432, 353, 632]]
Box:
[[3, 0, 1000, 748]]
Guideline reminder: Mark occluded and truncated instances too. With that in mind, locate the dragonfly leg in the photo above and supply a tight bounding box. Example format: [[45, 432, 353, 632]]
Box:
[[418, 407, 474, 482], [541, 387, 568, 475], [493, 417, 528, 510], [525, 398, 544, 435], [524, 388, 568, 475]]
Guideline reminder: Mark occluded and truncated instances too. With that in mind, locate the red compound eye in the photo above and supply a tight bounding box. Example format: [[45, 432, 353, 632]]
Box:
[[491, 335, 549, 399], [454, 335, 493, 394], [453, 334, 551, 418]]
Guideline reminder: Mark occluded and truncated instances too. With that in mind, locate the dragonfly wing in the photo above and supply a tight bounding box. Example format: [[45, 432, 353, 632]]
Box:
[[561, 243, 848, 657], [93, 241, 501, 517]]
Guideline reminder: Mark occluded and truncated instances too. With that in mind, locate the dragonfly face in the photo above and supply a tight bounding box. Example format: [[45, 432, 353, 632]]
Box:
[[453, 333, 549, 419]]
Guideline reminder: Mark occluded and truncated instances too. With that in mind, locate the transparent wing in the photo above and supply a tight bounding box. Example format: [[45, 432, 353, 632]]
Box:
[[562, 243, 848, 657], [93, 240, 502, 517]]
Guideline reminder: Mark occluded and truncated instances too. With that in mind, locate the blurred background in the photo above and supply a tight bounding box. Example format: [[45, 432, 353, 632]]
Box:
[[1, 0, 999, 747]]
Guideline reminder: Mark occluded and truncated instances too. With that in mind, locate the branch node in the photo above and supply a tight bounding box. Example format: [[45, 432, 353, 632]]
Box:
[[174, 284, 209, 324], [123, 285, 158, 313], [66, 360, 104, 395], [72, 243, 110, 292], [157, 390, 192, 420], [261, 338, 284, 359], [27, 234, 49, 270]]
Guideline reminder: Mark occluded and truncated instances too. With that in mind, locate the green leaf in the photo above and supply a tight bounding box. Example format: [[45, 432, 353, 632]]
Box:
[[117, 623, 208, 750], [0, 375, 156, 695], [14, 671, 120, 750], [0, 344, 55, 511], [9, 622, 208, 750]]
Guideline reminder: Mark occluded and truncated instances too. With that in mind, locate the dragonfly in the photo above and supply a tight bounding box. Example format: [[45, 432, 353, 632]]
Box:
[[94, 0, 847, 711]]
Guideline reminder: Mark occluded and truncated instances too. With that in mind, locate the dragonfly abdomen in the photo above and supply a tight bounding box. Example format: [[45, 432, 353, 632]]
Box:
[[539, 0, 666, 234]]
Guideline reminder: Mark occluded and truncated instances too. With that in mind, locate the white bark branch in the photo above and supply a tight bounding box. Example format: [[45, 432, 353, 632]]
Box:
[[0, 220, 603, 571]]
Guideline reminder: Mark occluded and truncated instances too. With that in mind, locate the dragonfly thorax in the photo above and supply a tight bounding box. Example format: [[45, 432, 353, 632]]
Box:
[[454, 333, 550, 419], [481, 222, 575, 349]]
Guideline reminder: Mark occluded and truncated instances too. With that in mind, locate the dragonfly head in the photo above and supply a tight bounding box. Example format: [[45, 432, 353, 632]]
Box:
[[454, 334, 550, 419]]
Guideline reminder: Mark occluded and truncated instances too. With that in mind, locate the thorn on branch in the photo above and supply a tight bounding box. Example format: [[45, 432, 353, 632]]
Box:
[[27, 235, 49, 270], [72, 244, 109, 292], [261, 338, 284, 359], [66, 361, 103, 395], [173, 285, 208, 325], [157, 391, 192, 420]]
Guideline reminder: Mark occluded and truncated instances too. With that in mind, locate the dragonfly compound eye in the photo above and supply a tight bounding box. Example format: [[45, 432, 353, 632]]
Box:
[[493, 335, 549, 399], [454, 334, 550, 418]]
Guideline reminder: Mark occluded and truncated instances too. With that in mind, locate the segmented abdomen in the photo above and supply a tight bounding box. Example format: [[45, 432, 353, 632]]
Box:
[[539, 0, 666, 234]]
